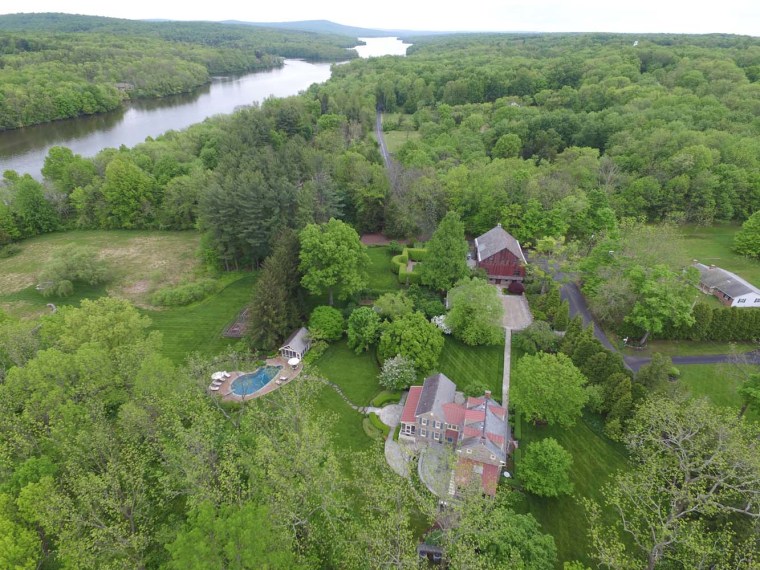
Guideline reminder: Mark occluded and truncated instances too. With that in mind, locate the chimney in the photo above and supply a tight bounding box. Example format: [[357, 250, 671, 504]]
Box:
[[484, 390, 491, 399]]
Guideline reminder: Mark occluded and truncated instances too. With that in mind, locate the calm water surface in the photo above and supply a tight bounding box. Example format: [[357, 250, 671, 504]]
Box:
[[0, 37, 410, 177]]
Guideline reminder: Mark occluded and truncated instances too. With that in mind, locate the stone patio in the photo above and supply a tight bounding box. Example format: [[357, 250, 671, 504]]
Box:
[[209, 356, 304, 402]]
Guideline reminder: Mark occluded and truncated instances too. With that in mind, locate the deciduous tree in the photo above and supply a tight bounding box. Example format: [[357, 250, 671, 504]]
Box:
[[519, 438, 574, 498], [346, 307, 381, 353], [446, 277, 504, 346], [299, 218, 368, 306], [512, 352, 588, 427], [378, 311, 444, 375]]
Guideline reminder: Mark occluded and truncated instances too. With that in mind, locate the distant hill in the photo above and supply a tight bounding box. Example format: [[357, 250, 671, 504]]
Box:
[[221, 19, 442, 38]]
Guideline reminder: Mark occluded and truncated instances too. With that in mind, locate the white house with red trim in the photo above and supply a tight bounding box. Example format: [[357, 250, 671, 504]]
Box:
[[399, 373, 511, 495]]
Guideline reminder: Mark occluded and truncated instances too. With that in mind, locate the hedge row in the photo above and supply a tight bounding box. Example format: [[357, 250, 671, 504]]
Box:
[[370, 390, 402, 407], [151, 278, 221, 306], [368, 412, 391, 438], [653, 302, 760, 342], [390, 246, 427, 285]]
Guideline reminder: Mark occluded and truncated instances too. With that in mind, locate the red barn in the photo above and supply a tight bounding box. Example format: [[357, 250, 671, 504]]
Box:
[[474, 224, 526, 285]]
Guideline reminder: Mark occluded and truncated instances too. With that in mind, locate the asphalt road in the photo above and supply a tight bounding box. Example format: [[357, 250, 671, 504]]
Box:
[[559, 277, 760, 371], [375, 109, 391, 169]]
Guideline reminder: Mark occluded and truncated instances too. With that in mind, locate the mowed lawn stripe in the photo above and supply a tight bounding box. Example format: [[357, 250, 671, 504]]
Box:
[[146, 274, 255, 363], [437, 336, 504, 396]]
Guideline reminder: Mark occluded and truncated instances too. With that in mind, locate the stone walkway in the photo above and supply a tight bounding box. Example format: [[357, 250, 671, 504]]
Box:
[[315, 378, 379, 414], [418, 446, 455, 498]]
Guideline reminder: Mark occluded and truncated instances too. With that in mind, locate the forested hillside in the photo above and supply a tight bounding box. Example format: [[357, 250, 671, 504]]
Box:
[[0, 13, 358, 130]]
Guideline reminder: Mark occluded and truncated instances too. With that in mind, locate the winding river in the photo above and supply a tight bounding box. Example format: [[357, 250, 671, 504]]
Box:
[[0, 37, 411, 177]]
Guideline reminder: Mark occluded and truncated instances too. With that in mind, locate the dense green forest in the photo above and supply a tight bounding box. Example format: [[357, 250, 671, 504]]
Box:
[[0, 13, 358, 129], [1, 30, 760, 568]]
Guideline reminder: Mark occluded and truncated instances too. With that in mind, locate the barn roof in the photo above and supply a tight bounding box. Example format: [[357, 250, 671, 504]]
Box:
[[474, 224, 526, 263]]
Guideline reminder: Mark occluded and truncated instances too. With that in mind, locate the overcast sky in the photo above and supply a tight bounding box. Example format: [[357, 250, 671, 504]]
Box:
[[2, 0, 758, 36]]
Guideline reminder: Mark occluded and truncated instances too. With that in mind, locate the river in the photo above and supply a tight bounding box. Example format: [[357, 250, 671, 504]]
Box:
[[0, 36, 411, 177]]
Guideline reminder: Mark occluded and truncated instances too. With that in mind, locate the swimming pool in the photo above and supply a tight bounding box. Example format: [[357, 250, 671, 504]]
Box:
[[230, 365, 282, 397]]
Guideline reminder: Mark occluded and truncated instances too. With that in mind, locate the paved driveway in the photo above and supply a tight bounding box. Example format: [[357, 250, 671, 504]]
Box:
[[499, 291, 533, 330]]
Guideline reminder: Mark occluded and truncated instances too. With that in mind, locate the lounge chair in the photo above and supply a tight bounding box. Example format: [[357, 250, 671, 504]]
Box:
[[209, 385, 221, 391]]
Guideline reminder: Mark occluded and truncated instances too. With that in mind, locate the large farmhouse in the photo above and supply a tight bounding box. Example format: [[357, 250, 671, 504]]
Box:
[[473, 224, 526, 285], [400, 373, 511, 495], [694, 263, 760, 307]]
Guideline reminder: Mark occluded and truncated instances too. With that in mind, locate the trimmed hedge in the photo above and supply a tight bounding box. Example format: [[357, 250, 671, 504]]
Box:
[[370, 390, 402, 407], [391, 246, 427, 285], [362, 417, 384, 440], [368, 412, 391, 438], [393, 424, 401, 441], [151, 278, 222, 306]]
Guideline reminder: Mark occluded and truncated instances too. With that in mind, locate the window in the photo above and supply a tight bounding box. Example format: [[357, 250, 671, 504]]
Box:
[[421, 418, 428, 426], [754, 298, 760, 303], [434, 421, 441, 429], [446, 437, 454, 443], [420, 428, 427, 437], [446, 423, 458, 431], [490, 455, 496, 460], [434, 432, 440, 441], [738, 299, 747, 304], [466, 448, 472, 454]]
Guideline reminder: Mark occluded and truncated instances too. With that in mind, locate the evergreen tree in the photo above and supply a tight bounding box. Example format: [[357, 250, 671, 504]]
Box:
[[420, 211, 469, 291], [247, 229, 303, 351]]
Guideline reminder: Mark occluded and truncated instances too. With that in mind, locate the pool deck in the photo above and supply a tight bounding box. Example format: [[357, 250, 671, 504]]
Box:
[[212, 357, 304, 402]]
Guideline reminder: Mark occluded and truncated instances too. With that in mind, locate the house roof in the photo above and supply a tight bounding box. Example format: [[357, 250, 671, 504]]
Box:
[[480, 463, 500, 496], [401, 386, 423, 424], [416, 373, 457, 419], [694, 263, 760, 299], [474, 224, 526, 264], [281, 327, 310, 353], [443, 402, 466, 426]]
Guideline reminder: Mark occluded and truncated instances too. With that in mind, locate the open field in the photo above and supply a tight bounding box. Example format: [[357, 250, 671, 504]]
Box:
[[0, 230, 201, 314], [383, 130, 422, 154], [437, 336, 504, 396], [681, 223, 760, 285]]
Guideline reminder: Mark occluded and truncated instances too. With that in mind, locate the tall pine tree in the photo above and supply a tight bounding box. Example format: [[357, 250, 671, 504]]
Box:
[[248, 229, 303, 350]]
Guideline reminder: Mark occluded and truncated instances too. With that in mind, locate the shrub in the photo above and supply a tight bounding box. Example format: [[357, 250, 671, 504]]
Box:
[[368, 412, 390, 437], [393, 424, 401, 441], [347, 306, 381, 353], [303, 339, 328, 364], [38, 244, 109, 298], [378, 354, 417, 390], [362, 417, 384, 440], [0, 244, 21, 258], [308, 306, 344, 341], [151, 278, 221, 306], [371, 390, 402, 407], [507, 281, 525, 294], [388, 241, 403, 255]]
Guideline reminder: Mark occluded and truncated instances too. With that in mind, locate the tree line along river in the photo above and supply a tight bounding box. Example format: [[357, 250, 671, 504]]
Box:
[[0, 37, 411, 177]]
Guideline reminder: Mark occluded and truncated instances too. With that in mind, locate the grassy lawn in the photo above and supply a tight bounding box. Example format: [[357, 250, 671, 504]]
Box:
[[681, 223, 760, 285], [145, 274, 255, 363], [314, 340, 382, 405], [437, 336, 505, 396], [514, 415, 629, 567], [365, 246, 402, 294], [0, 230, 201, 315], [622, 339, 758, 358], [313, 383, 375, 452], [678, 364, 759, 422], [383, 130, 422, 154]]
